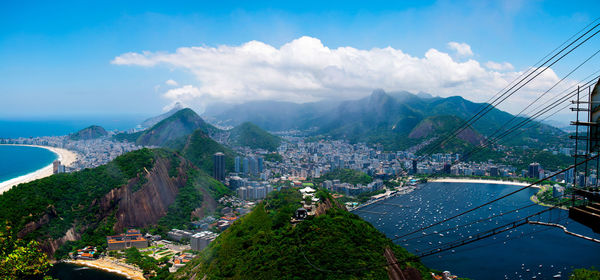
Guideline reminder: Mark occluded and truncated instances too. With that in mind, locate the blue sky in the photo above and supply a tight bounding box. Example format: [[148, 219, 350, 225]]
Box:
[[0, 0, 598, 119]]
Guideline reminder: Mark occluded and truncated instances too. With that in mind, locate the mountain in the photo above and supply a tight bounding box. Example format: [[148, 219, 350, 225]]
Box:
[[227, 122, 281, 151], [0, 148, 228, 258], [204, 90, 565, 152], [409, 115, 483, 144], [140, 102, 184, 129], [167, 129, 236, 176], [203, 99, 339, 131], [69, 125, 108, 140], [172, 189, 433, 279], [114, 108, 220, 147]]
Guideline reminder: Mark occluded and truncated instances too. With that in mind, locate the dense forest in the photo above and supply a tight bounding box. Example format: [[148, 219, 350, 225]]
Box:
[[227, 122, 282, 151]]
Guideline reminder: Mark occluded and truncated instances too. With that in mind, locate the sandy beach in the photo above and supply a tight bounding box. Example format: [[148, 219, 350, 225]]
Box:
[[429, 177, 542, 189], [0, 144, 78, 194], [65, 258, 145, 280]]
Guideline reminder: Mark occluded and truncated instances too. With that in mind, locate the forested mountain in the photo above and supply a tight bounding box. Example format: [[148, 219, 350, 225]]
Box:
[[172, 189, 433, 280], [204, 90, 565, 151], [69, 125, 108, 140], [167, 129, 237, 176], [227, 122, 281, 151], [114, 108, 220, 146], [0, 148, 228, 258], [140, 102, 184, 129]]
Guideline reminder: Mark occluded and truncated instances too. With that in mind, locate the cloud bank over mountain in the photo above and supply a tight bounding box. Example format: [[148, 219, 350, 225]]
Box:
[[112, 36, 564, 113]]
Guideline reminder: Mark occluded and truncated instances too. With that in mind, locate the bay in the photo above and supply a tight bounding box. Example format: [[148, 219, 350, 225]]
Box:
[[356, 182, 600, 280], [0, 145, 57, 183]]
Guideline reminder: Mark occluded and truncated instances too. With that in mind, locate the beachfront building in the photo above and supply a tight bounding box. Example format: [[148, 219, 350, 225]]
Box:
[[106, 229, 149, 251]]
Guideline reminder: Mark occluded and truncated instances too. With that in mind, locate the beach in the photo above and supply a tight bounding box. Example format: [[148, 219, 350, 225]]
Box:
[[0, 144, 78, 194], [64, 258, 145, 280], [429, 177, 541, 188]]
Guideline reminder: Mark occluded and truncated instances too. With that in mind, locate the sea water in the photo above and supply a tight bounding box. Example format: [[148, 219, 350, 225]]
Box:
[[356, 182, 600, 280], [0, 116, 145, 138], [0, 145, 57, 183]]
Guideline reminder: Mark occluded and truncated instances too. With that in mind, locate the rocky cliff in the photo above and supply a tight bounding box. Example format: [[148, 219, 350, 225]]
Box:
[[7, 150, 194, 256]]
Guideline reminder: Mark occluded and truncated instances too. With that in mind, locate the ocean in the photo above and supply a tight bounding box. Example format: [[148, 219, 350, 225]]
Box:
[[355, 182, 600, 280], [0, 145, 57, 183], [0, 116, 145, 138]]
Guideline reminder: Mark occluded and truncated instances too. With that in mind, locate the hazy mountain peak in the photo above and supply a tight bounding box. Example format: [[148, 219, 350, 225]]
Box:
[[140, 102, 187, 128]]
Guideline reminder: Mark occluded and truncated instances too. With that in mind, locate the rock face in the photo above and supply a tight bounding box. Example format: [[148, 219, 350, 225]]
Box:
[[114, 157, 189, 231], [314, 197, 347, 216], [384, 247, 422, 280], [33, 156, 190, 255]]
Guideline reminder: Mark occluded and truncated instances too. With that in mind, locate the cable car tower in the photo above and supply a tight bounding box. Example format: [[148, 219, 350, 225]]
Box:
[[569, 78, 600, 233]]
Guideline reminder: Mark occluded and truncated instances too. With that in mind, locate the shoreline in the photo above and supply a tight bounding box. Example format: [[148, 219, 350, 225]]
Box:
[[429, 177, 542, 189], [0, 144, 78, 194], [63, 258, 145, 280], [352, 178, 546, 211]]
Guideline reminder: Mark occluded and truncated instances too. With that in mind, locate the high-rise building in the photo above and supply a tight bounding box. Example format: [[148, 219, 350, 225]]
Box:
[[213, 152, 225, 181], [53, 160, 64, 174], [234, 156, 241, 173], [257, 157, 264, 173], [528, 163, 540, 179], [489, 166, 499, 177], [565, 168, 574, 184], [248, 157, 258, 175], [243, 157, 249, 175], [443, 162, 451, 174]]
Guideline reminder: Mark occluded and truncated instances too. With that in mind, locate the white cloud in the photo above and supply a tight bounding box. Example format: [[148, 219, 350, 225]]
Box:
[[112, 36, 563, 114], [485, 61, 514, 71], [165, 79, 178, 86], [447, 42, 474, 57]]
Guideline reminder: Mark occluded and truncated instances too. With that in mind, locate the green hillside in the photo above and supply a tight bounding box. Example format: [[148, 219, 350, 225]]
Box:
[[113, 108, 220, 147], [172, 189, 432, 279], [69, 125, 108, 140], [205, 90, 566, 152], [168, 129, 237, 176], [0, 147, 228, 260], [228, 122, 281, 151]]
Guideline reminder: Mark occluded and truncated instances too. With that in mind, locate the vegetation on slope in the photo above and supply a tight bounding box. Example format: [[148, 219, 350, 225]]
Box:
[[113, 108, 220, 147], [172, 188, 432, 280], [169, 129, 236, 176], [570, 267, 600, 280], [228, 122, 281, 151], [152, 168, 230, 234], [136, 108, 219, 146], [0, 148, 156, 240], [314, 168, 373, 185], [0, 148, 196, 260], [113, 130, 143, 143], [0, 225, 53, 280], [69, 125, 108, 140]]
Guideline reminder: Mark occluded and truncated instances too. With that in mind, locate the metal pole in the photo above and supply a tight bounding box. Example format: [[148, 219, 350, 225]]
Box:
[[573, 86, 580, 207], [585, 85, 591, 188]]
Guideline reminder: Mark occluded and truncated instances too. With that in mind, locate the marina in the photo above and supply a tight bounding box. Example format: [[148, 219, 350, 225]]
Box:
[[356, 182, 600, 280]]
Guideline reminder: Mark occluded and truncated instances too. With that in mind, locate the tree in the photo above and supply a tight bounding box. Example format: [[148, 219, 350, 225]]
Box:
[[0, 226, 53, 280], [570, 267, 600, 280]]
